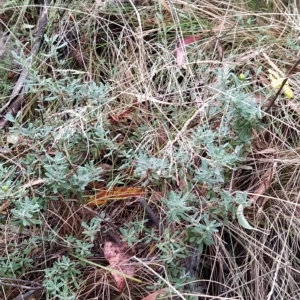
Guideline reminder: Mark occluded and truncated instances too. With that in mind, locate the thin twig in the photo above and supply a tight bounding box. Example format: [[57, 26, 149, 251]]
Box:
[[137, 197, 163, 236], [0, 0, 50, 129], [264, 58, 300, 113], [14, 288, 41, 300], [21, 178, 46, 189], [0, 278, 42, 290]]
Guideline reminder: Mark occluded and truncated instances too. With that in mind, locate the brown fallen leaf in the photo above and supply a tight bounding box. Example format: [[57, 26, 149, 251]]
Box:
[[161, 0, 171, 12], [141, 288, 167, 300], [109, 99, 138, 124], [250, 161, 277, 204], [176, 35, 202, 69], [86, 187, 145, 207], [104, 240, 135, 291], [0, 200, 9, 212]]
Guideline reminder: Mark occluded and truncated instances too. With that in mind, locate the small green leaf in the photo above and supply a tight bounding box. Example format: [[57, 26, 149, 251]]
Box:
[[237, 204, 267, 234], [1, 186, 8, 192]]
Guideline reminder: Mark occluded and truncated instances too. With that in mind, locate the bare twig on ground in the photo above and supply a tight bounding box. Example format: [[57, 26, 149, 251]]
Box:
[[13, 288, 42, 300], [137, 197, 162, 236], [0, 278, 42, 290]]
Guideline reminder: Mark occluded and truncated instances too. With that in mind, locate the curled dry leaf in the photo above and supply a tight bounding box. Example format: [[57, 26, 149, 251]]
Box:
[[268, 69, 294, 99], [176, 35, 201, 69], [86, 187, 145, 206], [104, 240, 135, 291], [250, 162, 277, 204], [0, 200, 9, 212], [109, 99, 138, 124], [237, 204, 266, 234], [237, 162, 276, 234]]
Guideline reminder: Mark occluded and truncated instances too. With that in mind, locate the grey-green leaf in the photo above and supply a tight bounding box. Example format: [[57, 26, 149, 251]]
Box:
[[237, 204, 268, 234]]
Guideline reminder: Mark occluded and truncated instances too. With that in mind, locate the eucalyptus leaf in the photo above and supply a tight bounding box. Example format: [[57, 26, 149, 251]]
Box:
[[237, 204, 268, 234]]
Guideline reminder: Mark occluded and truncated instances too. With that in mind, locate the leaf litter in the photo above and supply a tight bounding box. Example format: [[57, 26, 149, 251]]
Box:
[[104, 239, 135, 291]]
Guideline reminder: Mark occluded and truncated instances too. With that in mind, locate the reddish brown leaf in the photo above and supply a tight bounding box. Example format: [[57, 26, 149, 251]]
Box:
[[176, 35, 202, 69], [141, 288, 167, 300], [87, 181, 105, 190], [86, 187, 145, 206], [104, 240, 135, 291], [109, 99, 138, 124]]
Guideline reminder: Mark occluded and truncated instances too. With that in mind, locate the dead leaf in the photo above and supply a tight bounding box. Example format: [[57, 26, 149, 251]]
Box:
[[268, 69, 293, 98], [176, 35, 201, 69], [87, 181, 105, 190], [142, 288, 167, 300], [109, 99, 138, 124], [250, 162, 277, 203], [22, 179, 46, 189], [99, 163, 113, 172], [161, 0, 171, 12], [104, 240, 135, 291], [86, 187, 145, 206], [0, 201, 9, 212]]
